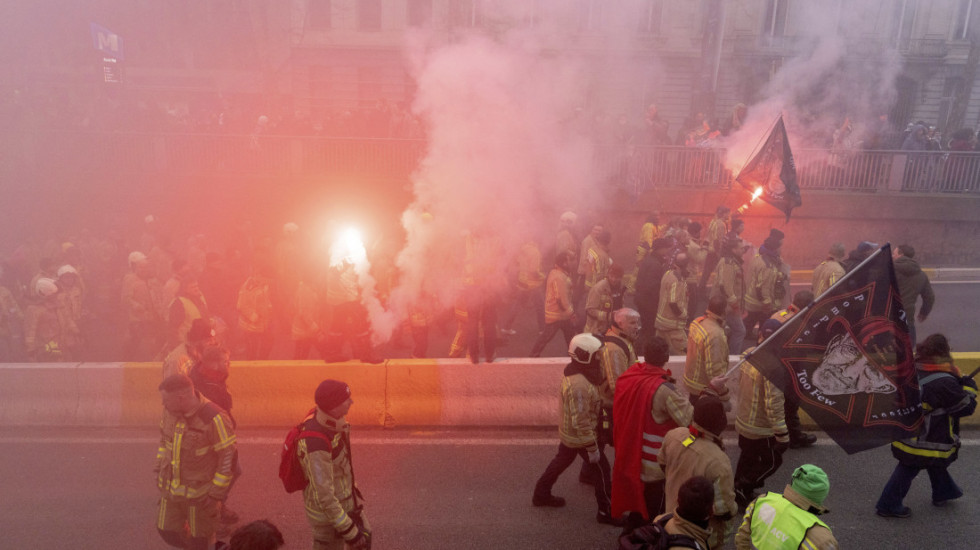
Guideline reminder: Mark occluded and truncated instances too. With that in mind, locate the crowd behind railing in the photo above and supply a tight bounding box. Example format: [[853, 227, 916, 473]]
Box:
[[7, 130, 979, 194], [5, 86, 980, 192]]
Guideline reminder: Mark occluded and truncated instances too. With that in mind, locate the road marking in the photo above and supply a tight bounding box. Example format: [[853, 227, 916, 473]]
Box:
[[3, 436, 980, 447]]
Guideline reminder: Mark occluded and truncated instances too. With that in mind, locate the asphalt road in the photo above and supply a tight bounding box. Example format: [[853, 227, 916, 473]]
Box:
[[2, 427, 978, 549]]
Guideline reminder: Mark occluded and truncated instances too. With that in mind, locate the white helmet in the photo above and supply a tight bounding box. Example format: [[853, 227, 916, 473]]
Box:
[[128, 251, 148, 267], [35, 277, 59, 297], [569, 333, 603, 364]]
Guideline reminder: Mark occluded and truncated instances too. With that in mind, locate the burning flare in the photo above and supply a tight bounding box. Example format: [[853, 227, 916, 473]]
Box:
[[330, 227, 367, 267]]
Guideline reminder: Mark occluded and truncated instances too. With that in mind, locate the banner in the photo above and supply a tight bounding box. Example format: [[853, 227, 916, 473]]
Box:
[[745, 245, 921, 454], [735, 116, 802, 221], [90, 23, 124, 61]]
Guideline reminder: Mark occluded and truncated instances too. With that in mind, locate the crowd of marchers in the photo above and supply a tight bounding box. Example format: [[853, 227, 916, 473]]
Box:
[[0, 203, 941, 367], [142, 203, 974, 549], [524, 210, 975, 549]]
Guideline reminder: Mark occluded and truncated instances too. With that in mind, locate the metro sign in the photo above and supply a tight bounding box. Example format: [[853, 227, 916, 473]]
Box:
[[90, 22, 124, 61]]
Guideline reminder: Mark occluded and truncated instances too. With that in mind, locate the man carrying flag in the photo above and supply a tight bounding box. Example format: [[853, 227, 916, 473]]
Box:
[[727, 244, 921, 455]]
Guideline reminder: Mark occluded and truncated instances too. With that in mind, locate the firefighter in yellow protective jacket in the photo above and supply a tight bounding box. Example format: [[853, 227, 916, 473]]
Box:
[[700, 206, 730, 290], [583, 264, 625, 334], [742, 232, 787, 340], [708, 235, 747, 354], [654, 253, 689, 355], [299, 380, 371, 550], [811, 243, 846, 297], [532, 334, 620, 526], [684, 295, 731, 406], [155, 374, 237, 550], [583, 229, 613, 294]]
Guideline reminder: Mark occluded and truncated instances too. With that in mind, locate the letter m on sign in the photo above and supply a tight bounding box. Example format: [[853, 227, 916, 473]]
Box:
[[90, 22, 124, 61]]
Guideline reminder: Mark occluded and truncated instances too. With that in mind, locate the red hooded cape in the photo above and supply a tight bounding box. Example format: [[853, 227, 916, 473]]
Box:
[[611, 362, 672, 518]]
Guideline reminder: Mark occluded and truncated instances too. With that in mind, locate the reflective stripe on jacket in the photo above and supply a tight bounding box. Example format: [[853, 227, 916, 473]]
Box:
[[655, 268, 688, 331], [736, 355, 787, 439], [300, 413, 357, 536], [156, 398, 236, 501], [684, 313, 729, 396], [558, 373, 602, 451]]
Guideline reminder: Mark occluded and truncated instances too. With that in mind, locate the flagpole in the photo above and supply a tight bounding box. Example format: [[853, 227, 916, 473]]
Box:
[[721, 244, 891, 378]]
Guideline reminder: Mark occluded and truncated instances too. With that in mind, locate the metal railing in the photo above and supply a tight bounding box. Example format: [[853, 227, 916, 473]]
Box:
[[8, 131, 980, 195]]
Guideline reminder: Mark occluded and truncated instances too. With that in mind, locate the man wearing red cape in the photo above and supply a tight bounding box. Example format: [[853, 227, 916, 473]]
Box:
[[611, 336, 694, 529]]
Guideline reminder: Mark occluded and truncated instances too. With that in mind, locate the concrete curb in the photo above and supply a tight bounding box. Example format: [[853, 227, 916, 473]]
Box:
[[0, 355, 976, 429]]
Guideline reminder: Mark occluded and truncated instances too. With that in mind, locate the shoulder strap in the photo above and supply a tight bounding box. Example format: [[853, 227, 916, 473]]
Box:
[[603, 334, 630, 357], [195, 401, 221, 423]]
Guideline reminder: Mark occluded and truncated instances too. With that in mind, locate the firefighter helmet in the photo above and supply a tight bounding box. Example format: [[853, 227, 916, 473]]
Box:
[[568, 333, 603, 364]]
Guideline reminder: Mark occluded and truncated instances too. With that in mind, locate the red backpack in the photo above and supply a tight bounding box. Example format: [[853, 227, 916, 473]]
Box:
[[279, 411, 332, 493]]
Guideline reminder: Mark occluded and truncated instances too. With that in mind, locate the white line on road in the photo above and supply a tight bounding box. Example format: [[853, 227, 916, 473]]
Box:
[[4, 436, 980, 446]]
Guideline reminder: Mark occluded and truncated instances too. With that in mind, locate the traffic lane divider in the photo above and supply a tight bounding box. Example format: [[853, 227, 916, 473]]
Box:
[[227, 360, 387, 427], [0, 363, 122, 426], [385, 359, 564, 426], [0, 354, 977, 427]]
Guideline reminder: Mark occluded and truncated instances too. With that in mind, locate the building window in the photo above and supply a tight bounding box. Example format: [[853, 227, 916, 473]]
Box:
[[577, 0, 604, 32], [450, 0, 482, 28], [358, 0, 382, 31], [408, 0, 432, 27], [892, 0, 916, 45], [762, 0, 788, 37], [637, 0, 663, 35], [955, 0, 974, 39], [308, 0, 331, 29]]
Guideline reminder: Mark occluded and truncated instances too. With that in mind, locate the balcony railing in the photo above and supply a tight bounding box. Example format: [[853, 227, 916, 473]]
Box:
[[897, 38, 948, 58], [7, 131, 980, 195]]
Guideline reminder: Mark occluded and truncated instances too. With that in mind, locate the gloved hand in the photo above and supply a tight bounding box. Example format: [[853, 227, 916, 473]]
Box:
[[588, 448, 601, 464], [708, 375, 729, 396], [349, 528, 371, 550], [774, 433, 790, 453]]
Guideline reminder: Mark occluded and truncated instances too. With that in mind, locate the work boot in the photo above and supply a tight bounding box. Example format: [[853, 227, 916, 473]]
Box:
[[596, 510, 625, 526], [532, 494, 566, 507], [219, 505, 239, 524], [789, 432, 817, 448], [875, 506, 911, 518]]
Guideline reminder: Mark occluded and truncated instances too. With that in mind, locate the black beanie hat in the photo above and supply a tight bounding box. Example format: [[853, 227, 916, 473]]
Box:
[[315, 379, 351, 412], [693, 394, 727, 436], [677, 476, 715, 524]]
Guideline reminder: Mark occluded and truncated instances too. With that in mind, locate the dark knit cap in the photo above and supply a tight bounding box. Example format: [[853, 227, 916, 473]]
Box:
[[677, 476, 715, 524], [693, 394, 727, 436], [763, 236, 782, 251], [768, 228, 785, 241], [186, 318, 215, 343], [856, 241, 878, 254], [315, 379, 351, 412]]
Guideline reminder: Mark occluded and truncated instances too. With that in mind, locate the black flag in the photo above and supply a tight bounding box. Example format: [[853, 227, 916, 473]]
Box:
[[735, 116, 802, 221], [744, 244, 922, 454]]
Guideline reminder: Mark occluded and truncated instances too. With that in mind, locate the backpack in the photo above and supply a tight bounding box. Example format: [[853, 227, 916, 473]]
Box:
[[279, 412, 332, 493], [617, 514, 705, 550]]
